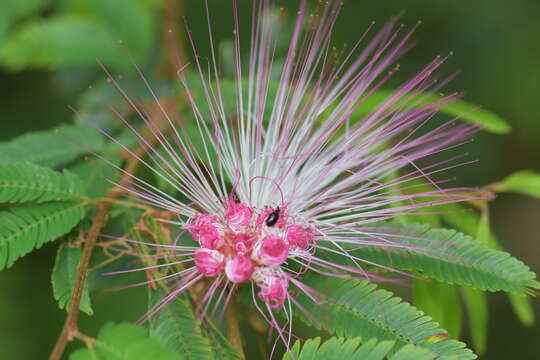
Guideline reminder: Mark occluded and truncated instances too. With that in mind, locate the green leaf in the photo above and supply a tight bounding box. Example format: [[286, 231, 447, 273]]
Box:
[[440, 203, 479, 237], [0, 15, 129, 71], [413, 280, 462, 338], [353, 226, 539, 294], [460, 287, 487, 355], [508, 294, 535, 327], [69, 157, 121, 198], [355, 90, 510, 134], [69, 322, 183, 360], [448, 208, 536, 328], [0, 163, 83, 203], [293, 276, 477, 359], [148, 290, 224, 360], [478, 219, 535, 327], [0, 123, 105, 167], [283, 337, 436, 360], [485, 235, 535, 327], [52, 245, 93, 315], [0, 0, 50, 41], [76, 78, 133, 128], [0, 201, 86, 270], [457, 212, 489, 354], [495, 170, 540, 199], [391, 344, 438, 360], [61, 0, 156, 57], [0, 0, 50, 20], [475, 209, 491, 247]]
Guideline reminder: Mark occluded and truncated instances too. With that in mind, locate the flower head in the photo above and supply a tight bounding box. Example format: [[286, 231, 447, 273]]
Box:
[[101, 0, 487, 350], [190, 200, 307, 296]]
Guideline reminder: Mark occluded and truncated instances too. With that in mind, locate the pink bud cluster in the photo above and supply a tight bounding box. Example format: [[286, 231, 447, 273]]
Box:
[[189, 201, 315, 308]]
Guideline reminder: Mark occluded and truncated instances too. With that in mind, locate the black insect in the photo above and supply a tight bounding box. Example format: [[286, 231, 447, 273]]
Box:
[[265, 207, 280, 227]]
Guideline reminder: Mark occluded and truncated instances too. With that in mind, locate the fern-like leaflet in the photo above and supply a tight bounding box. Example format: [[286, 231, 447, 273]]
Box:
[[0, 201, 86, 269]]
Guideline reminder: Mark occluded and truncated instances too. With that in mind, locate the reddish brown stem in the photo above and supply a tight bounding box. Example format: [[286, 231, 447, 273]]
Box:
[[49, 105, 174, 359], [160, 0, 186, 76], [49, 202, 110, 360]]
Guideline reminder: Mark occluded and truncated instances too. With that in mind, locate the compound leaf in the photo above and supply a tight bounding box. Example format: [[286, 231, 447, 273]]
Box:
[[0, 162, 83, 203], [148, 290, 226, 360], [293, 277, 477, 359], [354, 226, 539, 294], [283, 337, 436, 360], [0, 201, 86, 270]]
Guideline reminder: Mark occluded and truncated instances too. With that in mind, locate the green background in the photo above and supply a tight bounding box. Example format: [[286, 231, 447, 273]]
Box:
[[0, 0, 539, 358]]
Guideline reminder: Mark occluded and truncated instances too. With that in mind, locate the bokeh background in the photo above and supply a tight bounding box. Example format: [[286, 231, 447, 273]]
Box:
[[0, 0, 539, 358]]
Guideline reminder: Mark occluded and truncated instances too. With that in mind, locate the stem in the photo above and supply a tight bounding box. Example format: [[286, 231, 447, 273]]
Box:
[[225, 298, 245, 359], [160, 0, 186, 76], [74, 331, 96, 349], [49, 110, 173, 359], [483, 181, 506, 193], [49, 201, 110, 360]]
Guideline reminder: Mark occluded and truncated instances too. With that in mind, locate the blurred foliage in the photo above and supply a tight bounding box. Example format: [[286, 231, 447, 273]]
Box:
[[69, 322, 182, 360], [354, 90, 511, 134], [0, 123, 106, 166], [0, 0, 160, 71], [493, 170, 540, 199]]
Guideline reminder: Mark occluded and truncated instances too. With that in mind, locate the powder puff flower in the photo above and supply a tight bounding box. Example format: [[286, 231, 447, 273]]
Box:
[[98, 0, 487, 350]]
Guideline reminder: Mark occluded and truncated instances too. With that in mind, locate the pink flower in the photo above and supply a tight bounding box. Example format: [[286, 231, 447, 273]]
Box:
[[225, 255, 254, 283], [257, 274, 289, 309], [232, 233, 254, 254], [104, 0, 490, 347], [188, 213, 221, 249], [194, 249, 224, 277], [286, 224, 315, 250], [225, 202, 253, 231], [257, 235, 289, 266]]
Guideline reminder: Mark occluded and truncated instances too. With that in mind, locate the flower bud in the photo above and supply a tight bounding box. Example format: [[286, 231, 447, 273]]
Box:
[[257, 273, 289, 309], [225, 255, 254, 283], [257, 235, 289, 266], [188, 213, 221, 249], [225, 202, 253, 231], [232, 233, 254, 254], [286, 224, 315, 250], [194, 248, 225, 277]]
